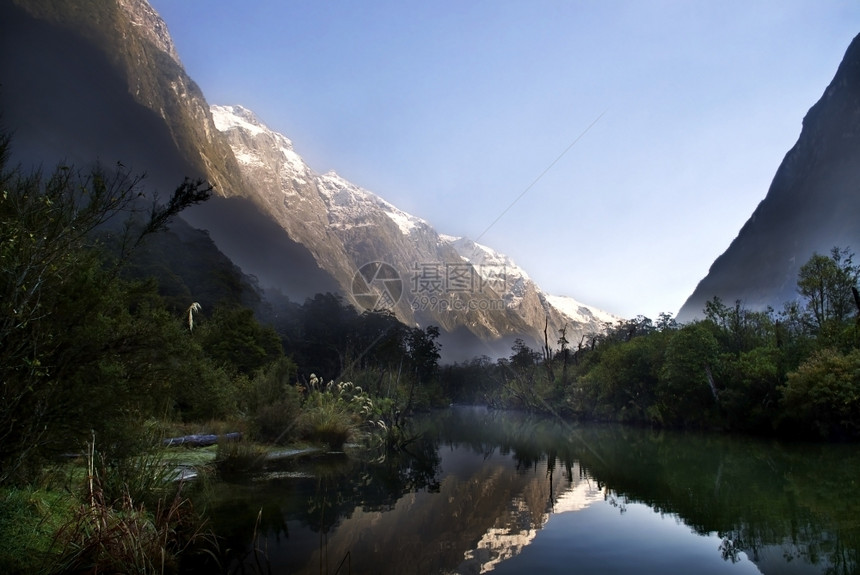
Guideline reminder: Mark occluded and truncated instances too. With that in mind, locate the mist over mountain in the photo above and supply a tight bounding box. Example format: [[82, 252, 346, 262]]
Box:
[[209, 104, 617, 359], [678, 32, 860, 322], [1, 0, 618, 361]]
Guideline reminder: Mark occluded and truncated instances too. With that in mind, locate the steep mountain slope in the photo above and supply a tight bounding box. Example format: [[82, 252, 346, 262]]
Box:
[[0, 0, 192, 192], [1, 0, 341, 303], [678, 32, 860, 321], [3, 0, 617, 359], [7, 0, 244, 196], [0, 0, 277, 314], [210, 104, 618, 357]]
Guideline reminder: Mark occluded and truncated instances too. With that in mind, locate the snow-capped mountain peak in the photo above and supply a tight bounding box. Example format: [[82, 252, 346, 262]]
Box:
[[208, 100, 620, 355], [544, 294, 619, 327], [211, 104, 311, 183], [317, 170, 426, 235]]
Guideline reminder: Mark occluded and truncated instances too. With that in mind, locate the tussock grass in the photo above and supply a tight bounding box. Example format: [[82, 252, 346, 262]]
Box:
[[214, 439, 267, 479], [299, 405, 357, 450], [0, 437, 215, 574], [48, 481, 211, 575]]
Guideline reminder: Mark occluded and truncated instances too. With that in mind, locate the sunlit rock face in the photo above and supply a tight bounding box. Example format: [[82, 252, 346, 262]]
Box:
[[678, 32, 860, 321], [209, 104, 619, 358], [3, 0, 619, 358]]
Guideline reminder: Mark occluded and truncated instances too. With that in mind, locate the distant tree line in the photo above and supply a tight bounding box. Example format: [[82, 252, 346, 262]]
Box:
[[443, 246, 860, 440]]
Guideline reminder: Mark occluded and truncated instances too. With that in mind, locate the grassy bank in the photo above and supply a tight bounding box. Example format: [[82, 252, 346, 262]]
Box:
[[0, 415, 385, 574]]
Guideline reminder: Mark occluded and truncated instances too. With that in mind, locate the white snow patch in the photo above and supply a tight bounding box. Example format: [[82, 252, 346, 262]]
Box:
[[545, 294, 619, 326], [384, 208, 418, 235], [211, 104, 267, 137], [279, 144, 309, 176], [318, 171, 425, 235], [447, 237, 530, 282], [234, 150, 264, 167], [212, 104, 312, 185]]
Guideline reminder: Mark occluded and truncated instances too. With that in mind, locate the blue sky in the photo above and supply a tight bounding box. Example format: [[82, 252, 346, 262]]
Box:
[[149, 0, 860, 319]]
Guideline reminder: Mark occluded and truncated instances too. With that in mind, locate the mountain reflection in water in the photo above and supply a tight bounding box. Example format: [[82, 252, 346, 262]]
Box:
[[188, 406, 860, 575]]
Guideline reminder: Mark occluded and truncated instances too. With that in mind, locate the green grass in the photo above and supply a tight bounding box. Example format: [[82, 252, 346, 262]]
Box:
[[0, 437, 217, 574], [160, 444, 219, 467], [0, 486, 77, 573]]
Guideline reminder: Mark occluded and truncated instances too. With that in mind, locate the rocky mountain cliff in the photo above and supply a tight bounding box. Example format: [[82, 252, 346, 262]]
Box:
[[2, 0, 617, 359], [7, 0, 244, 196], [209, 105, 617, 357], [678, 32, 860, 321]]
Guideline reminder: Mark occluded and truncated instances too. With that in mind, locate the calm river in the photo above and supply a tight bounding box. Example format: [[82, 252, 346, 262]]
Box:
[[187, 406, 860, 574]]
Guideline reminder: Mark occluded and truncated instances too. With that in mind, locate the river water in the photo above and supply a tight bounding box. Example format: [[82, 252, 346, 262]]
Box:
[[188, 406, 860, 574]]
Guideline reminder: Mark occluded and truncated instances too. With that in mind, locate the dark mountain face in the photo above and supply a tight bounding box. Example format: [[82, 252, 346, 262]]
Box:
[[182, 196, 340, 301], [4, 0, 244, 195], [0, 0, 340, 304], [678, 32, 860, 322], [0, 1, 191, 192]]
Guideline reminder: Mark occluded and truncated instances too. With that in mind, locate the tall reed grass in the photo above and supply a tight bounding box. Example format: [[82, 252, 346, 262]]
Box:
[[45, 438, 214, 574]]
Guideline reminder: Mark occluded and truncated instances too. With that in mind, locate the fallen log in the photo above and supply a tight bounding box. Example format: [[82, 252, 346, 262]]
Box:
[[162, 431, 242, 448]]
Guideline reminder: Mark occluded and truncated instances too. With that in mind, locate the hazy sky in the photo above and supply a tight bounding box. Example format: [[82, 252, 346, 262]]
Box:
[[149, 0, 860, 319]]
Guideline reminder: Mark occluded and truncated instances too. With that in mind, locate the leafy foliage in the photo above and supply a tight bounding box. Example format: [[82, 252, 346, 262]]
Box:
[[197, 305, 283, 376], [0, 132, 212, 482], [443, 246, 860, 440], [247, 357, 302, 444], [781, 348, 860, 439], [797, 247, 859, 335]]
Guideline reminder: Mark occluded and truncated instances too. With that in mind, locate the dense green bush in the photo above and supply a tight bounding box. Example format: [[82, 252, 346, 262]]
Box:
[[0, 129, 219, 481], [781, 348, 860, 439], [248, 357, 302, 444]]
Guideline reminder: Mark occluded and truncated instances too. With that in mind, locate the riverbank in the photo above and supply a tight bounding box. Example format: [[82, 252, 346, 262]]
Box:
[[0, 431, 344, 574]]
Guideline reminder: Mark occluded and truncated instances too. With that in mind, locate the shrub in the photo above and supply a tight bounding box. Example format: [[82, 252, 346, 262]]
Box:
[[298, 404, 357, 450], [297, 376, 370, 449], [248, 357, 302, 444], [253, 398, 302, 444], [781, 348, 860, 439]]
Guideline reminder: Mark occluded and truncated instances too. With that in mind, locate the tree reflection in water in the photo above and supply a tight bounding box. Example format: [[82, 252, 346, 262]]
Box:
[[185, 406, 860, 574]]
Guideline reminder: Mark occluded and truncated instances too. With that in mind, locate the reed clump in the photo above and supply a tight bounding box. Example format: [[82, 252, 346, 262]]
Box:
[[45, 438, 213, 574]]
